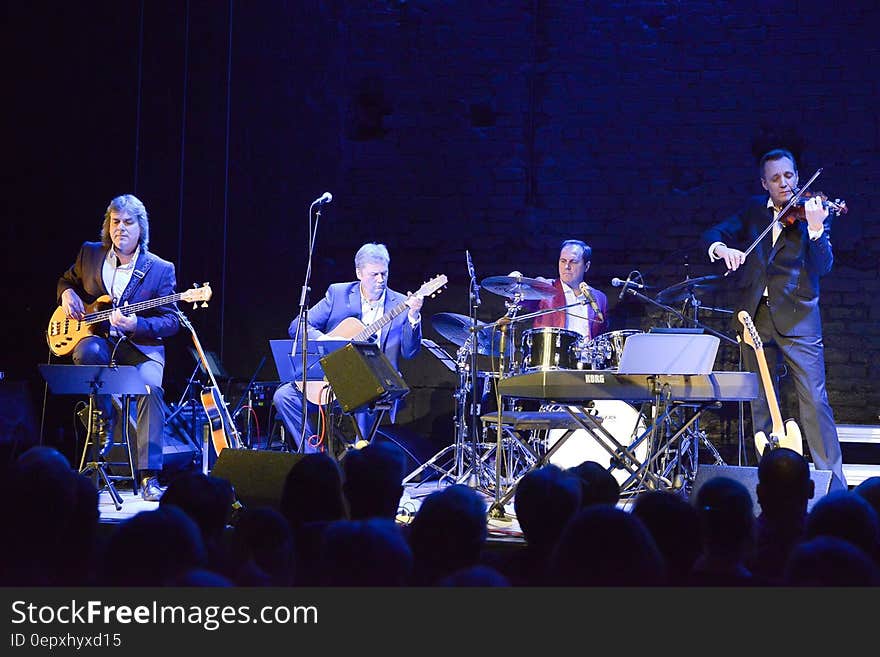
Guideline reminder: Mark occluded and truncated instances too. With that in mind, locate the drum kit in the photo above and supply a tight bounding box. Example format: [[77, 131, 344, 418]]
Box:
[[408, 270, 734, 507]]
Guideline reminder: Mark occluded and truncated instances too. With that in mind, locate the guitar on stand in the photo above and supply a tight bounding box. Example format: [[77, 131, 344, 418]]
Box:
[[738, 310, 804, 456], [294, 274, 448, 405], [175, 302, 243, 465]]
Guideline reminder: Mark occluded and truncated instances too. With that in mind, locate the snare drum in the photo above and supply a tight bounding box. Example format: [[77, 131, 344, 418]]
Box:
[[521, 327, 580, 372], [582, 329, 644, 370]]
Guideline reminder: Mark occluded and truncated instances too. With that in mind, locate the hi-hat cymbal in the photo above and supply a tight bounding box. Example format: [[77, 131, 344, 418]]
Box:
[[431, 312, 503, 357], [655, 274, 724, 304], [481, 275, 556, 300]]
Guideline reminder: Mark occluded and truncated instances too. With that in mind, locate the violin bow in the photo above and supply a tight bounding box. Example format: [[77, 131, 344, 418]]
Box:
[[724, 167, 823, 276]]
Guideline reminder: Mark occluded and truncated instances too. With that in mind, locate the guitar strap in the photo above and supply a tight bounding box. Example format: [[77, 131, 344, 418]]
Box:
[[119, 253, 154, 304]]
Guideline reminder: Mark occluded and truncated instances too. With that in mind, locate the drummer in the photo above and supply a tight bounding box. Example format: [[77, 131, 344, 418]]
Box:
[[511, 239, 609, 340]]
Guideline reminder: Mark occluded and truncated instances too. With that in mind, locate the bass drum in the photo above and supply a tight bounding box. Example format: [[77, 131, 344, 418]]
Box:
[[544, 400, 648, 484]]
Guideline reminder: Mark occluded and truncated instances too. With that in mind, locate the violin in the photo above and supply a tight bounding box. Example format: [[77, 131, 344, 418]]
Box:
[[779, 190, 848, 226]]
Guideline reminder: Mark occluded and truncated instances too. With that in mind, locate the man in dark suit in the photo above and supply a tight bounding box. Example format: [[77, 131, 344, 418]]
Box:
[[273, 243, 423, 454], [702, 149, 845, 490], [58, 194, 180, 501]]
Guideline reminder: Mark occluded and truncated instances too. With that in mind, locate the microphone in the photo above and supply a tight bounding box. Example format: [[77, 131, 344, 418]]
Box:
[[466, 250, 481, 306], [611, 276, 645, 299], [579, 282, 604, 322], [313, 192, 333, 205]]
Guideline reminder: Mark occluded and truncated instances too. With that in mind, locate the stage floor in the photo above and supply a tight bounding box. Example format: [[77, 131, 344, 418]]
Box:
[[97, 480, 527, 542]]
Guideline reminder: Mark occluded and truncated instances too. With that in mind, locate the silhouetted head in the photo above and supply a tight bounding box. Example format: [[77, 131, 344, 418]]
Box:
[[280, 453, 347, 529], [161, 472, 236, 546], [549, 506, 666, 586], [757, 447, 813, 518], [632, 490, 701, 583], [318, 519, 412, 586], [805, 490, 880, 560], [854, 476, 880, 521], [784, 536, 880, 586], [101, 506, 206, 585], [694, 476, 755, 557], [231, 507, 295, 586], [514, 464, 581, 553], [438, 565, 511, 587], [566, 460, 620, 507], [343, 441, 407, 520], [408, 485, 487, 584]]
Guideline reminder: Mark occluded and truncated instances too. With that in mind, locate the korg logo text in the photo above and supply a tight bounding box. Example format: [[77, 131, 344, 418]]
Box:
[[583, 373, 605, 384]]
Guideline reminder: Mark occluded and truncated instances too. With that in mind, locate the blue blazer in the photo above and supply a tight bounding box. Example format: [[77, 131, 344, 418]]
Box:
[[286, 281, 422, 372]]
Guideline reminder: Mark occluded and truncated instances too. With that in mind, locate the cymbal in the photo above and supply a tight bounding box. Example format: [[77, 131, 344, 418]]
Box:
[[431, 312, 503, 357], [480, 275, 556, 300], [655, 274, 724, 304]]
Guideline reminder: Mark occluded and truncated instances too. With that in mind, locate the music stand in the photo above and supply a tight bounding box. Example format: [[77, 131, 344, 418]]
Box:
[[39, 364, 147, 510]]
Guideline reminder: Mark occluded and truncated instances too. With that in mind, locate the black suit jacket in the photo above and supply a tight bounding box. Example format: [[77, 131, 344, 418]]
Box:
[[702, 195, 834, 337]]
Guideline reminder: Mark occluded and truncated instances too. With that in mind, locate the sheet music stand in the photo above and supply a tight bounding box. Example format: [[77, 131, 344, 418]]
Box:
[[39, 364, 147, 510]]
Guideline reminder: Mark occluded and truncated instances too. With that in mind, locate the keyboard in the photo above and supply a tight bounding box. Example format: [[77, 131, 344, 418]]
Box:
[[496, 370, 757, 403]]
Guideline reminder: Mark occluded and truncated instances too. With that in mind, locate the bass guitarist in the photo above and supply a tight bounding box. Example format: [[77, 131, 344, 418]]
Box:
[[57, 194, 180, 501], [273, 242, 423, 453]]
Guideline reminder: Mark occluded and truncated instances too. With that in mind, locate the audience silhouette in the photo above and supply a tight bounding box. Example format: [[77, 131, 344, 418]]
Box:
[[11, 436, 880, 588]]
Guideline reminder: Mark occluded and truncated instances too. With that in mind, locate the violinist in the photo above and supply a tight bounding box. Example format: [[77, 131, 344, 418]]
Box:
[[702, 148, 846, 490]]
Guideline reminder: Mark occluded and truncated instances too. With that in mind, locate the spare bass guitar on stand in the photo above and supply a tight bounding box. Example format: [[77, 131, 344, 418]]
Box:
[[738, 310, 803, 456]]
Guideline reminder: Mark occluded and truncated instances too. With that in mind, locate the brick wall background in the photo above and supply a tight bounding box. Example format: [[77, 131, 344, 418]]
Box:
[[4, 1, 878, 460]]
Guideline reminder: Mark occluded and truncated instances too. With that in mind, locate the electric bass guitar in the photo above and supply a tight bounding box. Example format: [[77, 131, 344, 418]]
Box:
[[295, 274, 448, 405], [47, 284, 212, 357], [738, 310, 804, 456]]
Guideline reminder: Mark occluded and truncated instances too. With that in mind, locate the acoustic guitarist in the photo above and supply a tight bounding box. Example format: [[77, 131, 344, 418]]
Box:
[[57, 194, 180, 501], [273, 243, 423, 454]]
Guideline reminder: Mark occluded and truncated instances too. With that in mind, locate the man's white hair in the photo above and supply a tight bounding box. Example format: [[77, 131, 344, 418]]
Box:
[[355, 242, 390, 269]]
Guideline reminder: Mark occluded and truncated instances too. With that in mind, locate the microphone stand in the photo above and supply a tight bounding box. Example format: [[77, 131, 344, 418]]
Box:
[[617, 286, 738, 347], [466, 253, 482, 487], [293, 198, 324, 453]]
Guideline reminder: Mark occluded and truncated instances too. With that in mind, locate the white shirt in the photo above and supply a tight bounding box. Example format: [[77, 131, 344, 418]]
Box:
[[562, 282, 591, 338], [360, 291, 386, 344], [102, 246, 140, 337]]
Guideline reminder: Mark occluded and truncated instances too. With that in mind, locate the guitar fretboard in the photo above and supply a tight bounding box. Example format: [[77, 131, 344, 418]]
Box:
[[83, 292, 184, 325], [353, 300, 410, 341]]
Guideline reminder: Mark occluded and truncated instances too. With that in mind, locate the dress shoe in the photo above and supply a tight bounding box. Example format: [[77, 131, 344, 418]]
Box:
[[141, 476, 166, 502]]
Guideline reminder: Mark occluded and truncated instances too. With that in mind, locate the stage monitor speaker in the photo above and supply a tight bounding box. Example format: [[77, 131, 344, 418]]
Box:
[[320, 342, 409, 414], [690, 464, 834, 516], [210, 449, 304, 510]]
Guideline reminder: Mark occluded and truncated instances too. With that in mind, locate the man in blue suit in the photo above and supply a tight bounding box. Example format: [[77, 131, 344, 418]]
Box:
[[273, 243, 423, 454], [702, 149, 845, 490], [58, 194, 180, 501]]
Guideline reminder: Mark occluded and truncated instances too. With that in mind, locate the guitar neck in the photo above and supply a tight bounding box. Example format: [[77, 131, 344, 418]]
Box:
[[83, 292, 183, 325], [353, 299, 409, 341], [753, 345, 786, 435]]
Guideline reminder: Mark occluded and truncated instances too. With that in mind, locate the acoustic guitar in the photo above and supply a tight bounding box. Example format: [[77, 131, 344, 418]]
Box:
[[738, 310, 804, 456], [47, 284, 212, 356], [177, 310, 242, 457], [295, 274, 448, 405]]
